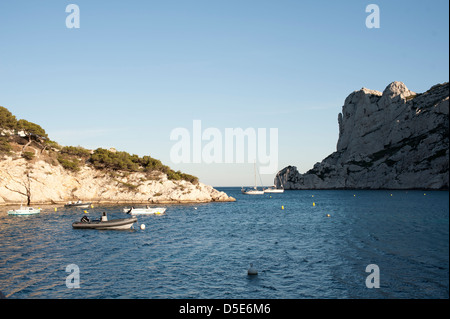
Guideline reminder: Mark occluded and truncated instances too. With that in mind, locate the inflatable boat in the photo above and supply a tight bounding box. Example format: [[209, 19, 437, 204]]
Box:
[[72, 216, 137, 230]]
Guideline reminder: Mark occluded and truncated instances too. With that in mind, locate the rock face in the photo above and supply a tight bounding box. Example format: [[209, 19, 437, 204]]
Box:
[[0, 157, 235, 205], [276, 81, 449, 190]]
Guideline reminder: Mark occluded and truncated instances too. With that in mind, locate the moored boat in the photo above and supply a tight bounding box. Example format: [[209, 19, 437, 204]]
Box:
[[64, 200, 92, 208], [7, 206, 41, 215], [263, 174, 284, 193], [72, 214, 137, 230], [241, 188, 265, 195], [242, 162, 264, 195], [123, 206, 166, 215], [263, 186, 284, 193]]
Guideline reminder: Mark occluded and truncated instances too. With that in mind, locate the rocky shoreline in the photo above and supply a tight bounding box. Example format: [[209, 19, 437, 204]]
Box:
[[0, 156, 235, 206]]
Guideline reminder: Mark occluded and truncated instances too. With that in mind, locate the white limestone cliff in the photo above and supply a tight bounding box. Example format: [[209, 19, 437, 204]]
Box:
[[0, 157, 235, 205], [276, 81, 449, 190]]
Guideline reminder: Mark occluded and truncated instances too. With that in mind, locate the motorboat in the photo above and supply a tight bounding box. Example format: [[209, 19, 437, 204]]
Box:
[[263, 174, 284, 193], [123, 206, 166, 215], [72, 213, 137, 230], [7, 205, 41, 215], [263, 186, 284, 193], [241, 188, 264, 195], [64, 200, 92, 208]]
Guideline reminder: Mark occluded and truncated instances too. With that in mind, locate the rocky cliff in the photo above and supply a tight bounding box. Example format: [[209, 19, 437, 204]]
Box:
[[276, 81, 449, 190], [0, 107, 235, 205], [0, 155, 234, 205]]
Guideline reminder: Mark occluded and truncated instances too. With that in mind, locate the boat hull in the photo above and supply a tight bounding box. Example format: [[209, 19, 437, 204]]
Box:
[[65, 203, 91, 208], [264, 189, 284, 193], [241, 190, 264, 195], [123, 207, 166, 215], [72, 217, 137, 230], [7, 208, 41, 215]]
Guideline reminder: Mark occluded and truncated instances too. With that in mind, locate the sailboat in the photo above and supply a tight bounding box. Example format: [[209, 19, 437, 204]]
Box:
[[241, 162, 264, 195], [264, 174, 284, 193]]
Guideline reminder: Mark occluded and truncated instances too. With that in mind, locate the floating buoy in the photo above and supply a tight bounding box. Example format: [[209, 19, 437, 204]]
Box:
[[281, 205, 284, 210], [84, 210, 88, 214], [54, 207, 57, 212], [424, 193, 426, 196], [353, 194, 356, 197], [313, 202, 315, 207], [326, 214, 331, 217], [312, 195, 314, 197], [194, 207, 197, 210], [390, 194, 393, 196], [140, 224, 146, 230], [91, 204, 94, 208], [248, 263, 258, 275]]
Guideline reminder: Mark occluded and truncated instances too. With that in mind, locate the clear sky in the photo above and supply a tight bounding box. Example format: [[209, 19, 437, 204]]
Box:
[[0, 0, 448, 186]]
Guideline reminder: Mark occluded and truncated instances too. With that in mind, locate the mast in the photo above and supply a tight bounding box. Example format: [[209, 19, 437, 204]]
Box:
[[254, 161, 257, 190]]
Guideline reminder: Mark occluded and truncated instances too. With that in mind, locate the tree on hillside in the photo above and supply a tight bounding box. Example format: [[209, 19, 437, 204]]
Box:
[[2, 171, 32, 206], [0, 106, 17, 131], [17, 119, 48, 156]]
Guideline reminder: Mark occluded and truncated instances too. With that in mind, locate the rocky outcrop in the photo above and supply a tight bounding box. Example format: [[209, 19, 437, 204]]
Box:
[[276, 81, 449, 190], [0, 156, 235, 205]]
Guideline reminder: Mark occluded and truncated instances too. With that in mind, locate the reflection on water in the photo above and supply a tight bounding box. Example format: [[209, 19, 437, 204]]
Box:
[[0, 189, 448, 298]]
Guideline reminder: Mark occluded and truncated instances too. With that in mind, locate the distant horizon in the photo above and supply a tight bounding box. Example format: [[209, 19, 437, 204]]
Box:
[[1, 0, 448, 186]]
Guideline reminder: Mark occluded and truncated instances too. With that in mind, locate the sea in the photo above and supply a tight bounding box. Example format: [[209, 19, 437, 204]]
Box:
[[0, 188, 448, 299]]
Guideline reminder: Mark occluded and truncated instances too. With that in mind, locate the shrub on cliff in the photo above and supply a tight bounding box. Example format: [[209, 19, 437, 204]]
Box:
[[61, 145, 91, 157], [22, 151, 35, 161], [0, 137, 12, 154], [0, 106, 18, 130], [88, 148, 198, 183], [167, 170, 198, 184], [57, 154, 80, 172], [90, 148, 140, 171]]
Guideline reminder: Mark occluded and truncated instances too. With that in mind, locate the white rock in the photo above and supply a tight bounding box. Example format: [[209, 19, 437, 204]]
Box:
[[276, 82, 449, 190]]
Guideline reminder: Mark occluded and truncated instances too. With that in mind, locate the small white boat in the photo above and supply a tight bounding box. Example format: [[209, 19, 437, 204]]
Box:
[[64, 200, 91, 208], [263, 186, 284, 193], [264, 174, 284, 193], [123, 206, 167, 215], [7, 205, 41, 215], [241, 188, 264, 195]]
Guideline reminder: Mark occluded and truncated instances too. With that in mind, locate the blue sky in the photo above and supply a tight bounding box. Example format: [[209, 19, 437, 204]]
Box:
[[0, 0, 448, 186]]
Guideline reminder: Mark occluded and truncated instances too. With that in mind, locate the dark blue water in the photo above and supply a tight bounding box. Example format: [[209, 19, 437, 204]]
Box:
[[0, 189, 448, 299]]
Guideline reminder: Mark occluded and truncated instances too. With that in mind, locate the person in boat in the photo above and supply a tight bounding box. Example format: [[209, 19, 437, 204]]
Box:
[[81, 215, 90, 223], [101, 212, 108, 222]]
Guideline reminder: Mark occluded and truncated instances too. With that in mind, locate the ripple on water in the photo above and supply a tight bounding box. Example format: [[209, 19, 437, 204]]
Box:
[[0, 189, 448, 298]]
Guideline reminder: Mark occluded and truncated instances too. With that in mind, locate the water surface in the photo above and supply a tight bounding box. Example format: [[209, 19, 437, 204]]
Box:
[[0, 189, 448, 298]]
